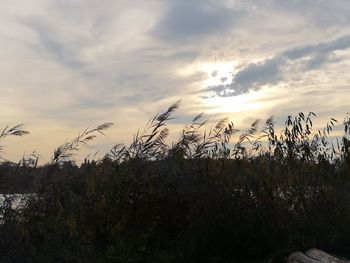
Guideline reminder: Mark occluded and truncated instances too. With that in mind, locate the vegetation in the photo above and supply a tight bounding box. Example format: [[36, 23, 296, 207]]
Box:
[[1, 102, 350, 262]]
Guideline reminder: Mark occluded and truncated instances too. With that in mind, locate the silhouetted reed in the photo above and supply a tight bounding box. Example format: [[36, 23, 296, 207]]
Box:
[[1, 103, 350, 262]]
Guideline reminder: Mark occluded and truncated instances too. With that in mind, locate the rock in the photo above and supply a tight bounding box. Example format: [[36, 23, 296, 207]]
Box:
[[287, 251, 320, 263], [305, 248, 350, 263], [286, 249, 350, 263]]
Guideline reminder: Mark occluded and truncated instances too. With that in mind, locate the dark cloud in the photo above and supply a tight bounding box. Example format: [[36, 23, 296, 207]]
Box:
[[220, 77, 227, 82], [153, 0, 241, 41], [272, 0, 350, 28], [232, 57, 283, 94], [284, 35, 350, 59], [208, 35, 350, 97], [305, 53, 339, 71]]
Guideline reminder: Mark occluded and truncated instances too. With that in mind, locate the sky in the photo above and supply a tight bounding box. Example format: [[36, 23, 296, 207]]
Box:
[[1, 0, 350, 163]]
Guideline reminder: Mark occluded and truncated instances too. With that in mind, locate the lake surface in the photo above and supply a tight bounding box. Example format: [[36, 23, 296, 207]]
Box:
[[0, 194, 34, 223]]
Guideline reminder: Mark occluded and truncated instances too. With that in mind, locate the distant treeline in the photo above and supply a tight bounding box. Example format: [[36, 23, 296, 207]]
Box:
[[1, 102, 350, 262]]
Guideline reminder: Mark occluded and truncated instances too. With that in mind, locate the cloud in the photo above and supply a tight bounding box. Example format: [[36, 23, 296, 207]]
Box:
[[271, 0, 350, 28], [284, 35, 350, 59], [232, 57, 283, 94], [152, 0, 240, 42], [141, 49, 200, 62], [1, 0, 350, 162], [25, 20, 84, 69], [208, 35, 350, 96], [304, 53, 339, 71]]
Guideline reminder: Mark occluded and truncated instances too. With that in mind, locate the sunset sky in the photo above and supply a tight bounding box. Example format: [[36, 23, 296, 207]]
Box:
[[1, 0, 350, 163]]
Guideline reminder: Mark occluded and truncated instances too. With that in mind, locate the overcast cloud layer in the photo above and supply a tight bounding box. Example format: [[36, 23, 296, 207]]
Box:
[[1, 0, 350, 162]]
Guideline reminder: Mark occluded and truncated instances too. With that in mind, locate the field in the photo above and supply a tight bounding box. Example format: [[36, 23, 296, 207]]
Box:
[[1, 103, 350, 262]]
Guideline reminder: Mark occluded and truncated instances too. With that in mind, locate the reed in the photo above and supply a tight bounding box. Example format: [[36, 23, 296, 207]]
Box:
[[1, 104, 350, 262]]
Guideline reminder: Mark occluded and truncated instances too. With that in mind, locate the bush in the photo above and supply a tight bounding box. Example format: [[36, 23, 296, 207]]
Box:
[[1, 105, 350, 262]]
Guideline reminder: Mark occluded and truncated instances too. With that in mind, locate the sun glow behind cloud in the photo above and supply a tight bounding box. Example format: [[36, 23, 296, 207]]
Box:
[[204, 92, 263, 114], [178, 60, 270, 115], [178, 61, 237, 81], [197, 62, 238, 86]]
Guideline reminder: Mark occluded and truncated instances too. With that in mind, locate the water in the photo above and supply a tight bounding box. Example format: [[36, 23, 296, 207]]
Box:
[[0, 194, 33, 224], [0, 194, 29, 208]]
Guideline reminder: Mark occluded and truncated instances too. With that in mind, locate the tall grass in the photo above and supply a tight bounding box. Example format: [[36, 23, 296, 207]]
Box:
[[0, 124, 29, 160], [1, 104, 350, 262]]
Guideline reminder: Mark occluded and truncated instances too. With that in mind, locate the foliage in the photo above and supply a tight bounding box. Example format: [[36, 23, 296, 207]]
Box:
[[1, 105, 350, 262]]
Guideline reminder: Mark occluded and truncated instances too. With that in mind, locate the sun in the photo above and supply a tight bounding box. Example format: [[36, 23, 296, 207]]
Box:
[[205, 92, 263, 114]]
